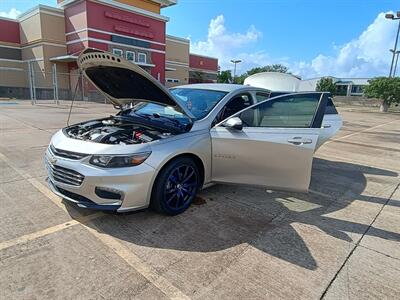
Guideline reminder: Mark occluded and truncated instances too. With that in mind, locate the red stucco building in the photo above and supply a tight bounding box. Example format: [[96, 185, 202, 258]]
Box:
[[0, 0, 218, 99]]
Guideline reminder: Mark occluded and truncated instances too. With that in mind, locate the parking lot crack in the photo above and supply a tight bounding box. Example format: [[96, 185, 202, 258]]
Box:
[[320, 181, 400, 299]]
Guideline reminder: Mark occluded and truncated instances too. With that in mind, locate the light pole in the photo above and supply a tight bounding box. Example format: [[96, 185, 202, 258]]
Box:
[[385, 11, 400, 77], [230, 59, 242, 83], [393, 50, 400, 76]]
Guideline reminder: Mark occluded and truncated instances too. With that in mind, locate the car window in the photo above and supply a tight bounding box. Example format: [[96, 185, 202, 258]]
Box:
[[237, 93, 321, 128], [255, 93, 270, 102], [215, 94, 253, 124], [170, 88, 227, 120], [325, 97, 338, 114]]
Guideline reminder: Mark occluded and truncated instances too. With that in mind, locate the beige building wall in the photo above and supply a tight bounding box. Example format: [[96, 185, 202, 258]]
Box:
[[0, 61, 29, 87], [18, 8, 67, 90], [40, 13, 67, 45], [165, 35, 189, 87], [19, 13, 42, 45]]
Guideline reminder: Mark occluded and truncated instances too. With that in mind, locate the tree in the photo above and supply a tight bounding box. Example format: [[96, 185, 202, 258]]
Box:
[[236, 64, 290, 84], [316, 77, 337, 95], [217, 70, 232, 83], [364, 77, 400, 112], [247, 64, 289, 76]]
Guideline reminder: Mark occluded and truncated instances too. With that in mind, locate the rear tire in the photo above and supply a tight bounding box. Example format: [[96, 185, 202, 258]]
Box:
[[150, 157, 200, 215]]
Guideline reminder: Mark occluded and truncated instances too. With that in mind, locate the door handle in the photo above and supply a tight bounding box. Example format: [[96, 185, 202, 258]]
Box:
[[287, 137, 313, 145], [322, 124, 331, 128]]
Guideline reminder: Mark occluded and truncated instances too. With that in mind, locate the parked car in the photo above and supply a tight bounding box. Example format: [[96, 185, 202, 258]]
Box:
[[45, 49, 342, 215]]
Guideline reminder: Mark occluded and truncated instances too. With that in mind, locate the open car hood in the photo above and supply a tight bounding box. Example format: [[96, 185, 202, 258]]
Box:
[[77, 48, 194, 119]]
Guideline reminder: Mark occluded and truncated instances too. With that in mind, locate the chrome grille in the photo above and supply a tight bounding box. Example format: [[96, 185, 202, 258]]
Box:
[[49, 145, 88, 160], [45, 158, 85, 186]]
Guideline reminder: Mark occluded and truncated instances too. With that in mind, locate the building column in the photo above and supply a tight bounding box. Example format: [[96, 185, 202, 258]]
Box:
[[346, 84, 352, 97]]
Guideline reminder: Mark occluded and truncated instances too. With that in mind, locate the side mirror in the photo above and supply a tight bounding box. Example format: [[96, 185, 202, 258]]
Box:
[[222, 117, 243, 131]]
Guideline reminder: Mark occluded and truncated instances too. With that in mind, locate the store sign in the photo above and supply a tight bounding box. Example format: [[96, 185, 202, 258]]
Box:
[[105, 11, 151, 28], [115, 25, 154, 39]]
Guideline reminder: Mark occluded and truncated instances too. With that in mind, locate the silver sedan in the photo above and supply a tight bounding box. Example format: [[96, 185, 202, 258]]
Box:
[[45, 49, 342, 215]]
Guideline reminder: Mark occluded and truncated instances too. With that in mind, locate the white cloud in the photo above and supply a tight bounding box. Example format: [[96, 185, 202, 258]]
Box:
[[0, 8, 21, 19], [291, 12, 398, 78], [190, 15, 263, 72], [192, 12, 398, 79]]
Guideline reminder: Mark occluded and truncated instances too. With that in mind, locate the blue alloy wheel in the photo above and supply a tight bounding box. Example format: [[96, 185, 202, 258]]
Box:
[[151, 157, 200, 215], [165, 164, 197, 211]]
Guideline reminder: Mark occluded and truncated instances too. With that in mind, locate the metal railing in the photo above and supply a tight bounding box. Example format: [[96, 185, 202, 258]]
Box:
[[0, 63, 107, 104]]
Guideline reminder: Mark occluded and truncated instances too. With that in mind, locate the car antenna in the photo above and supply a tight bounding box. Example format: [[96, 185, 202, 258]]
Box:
[[67, 71, 82, 127]]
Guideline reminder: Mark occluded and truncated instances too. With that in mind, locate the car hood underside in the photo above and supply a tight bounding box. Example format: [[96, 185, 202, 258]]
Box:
[[77, 48, 194, 119]]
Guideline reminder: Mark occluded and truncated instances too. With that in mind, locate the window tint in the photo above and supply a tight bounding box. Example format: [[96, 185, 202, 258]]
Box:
[[170, 88, 227, 119], [325, 97, 338, 114], [238, 94, 321, 128], [255, 93, 270, 102], [255, 92, 289, 103], [217, 94, 252, 122], [269, 91, 289, 98]]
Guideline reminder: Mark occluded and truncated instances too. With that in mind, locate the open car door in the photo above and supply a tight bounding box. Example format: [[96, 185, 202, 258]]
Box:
[[211, 92, 329, 192]]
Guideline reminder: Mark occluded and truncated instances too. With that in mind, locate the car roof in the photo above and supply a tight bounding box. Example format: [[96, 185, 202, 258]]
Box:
[[173, 83, 260, 93]]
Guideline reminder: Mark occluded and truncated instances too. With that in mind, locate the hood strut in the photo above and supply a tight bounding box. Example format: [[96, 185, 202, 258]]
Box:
[[67, 70, 83, 127]]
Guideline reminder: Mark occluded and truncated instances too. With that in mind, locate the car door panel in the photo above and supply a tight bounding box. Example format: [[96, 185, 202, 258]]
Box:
[[211, 127, 320, 191], [211, 92, 329, 192]]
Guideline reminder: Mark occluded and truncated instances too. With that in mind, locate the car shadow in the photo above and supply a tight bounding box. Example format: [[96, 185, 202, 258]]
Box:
[[66, 158, 400, 271]]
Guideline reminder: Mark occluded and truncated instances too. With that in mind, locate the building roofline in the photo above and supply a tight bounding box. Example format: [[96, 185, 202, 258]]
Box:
[[302, 76, 372, 81], [17, 4, 64, 22], [166, 35, 189, 44], [190, 52, 218, 61], [59, 0, 170, 22], [153, 0, 177, 8], [0, 16, 19, 23]]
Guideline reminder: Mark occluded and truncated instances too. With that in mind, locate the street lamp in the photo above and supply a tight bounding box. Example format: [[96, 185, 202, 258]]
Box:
[[230, 59, 242, 83], [393, 50, 400, 76], [385, 11, 400, 77]]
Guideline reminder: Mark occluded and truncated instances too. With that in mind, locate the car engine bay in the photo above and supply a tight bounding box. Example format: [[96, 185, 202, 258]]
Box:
[[64, 118, 174, 145]]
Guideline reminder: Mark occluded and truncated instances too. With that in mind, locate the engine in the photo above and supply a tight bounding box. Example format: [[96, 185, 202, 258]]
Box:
[[64, 118, 173, 145]]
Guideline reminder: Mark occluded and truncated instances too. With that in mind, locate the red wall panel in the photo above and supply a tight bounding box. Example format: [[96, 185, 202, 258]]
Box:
[[151, 52, 165, 83], [86, 1, 166, 44], [189, 54, 218, 72], [64, 0, 88, 33], [0, 19, 20, 44]]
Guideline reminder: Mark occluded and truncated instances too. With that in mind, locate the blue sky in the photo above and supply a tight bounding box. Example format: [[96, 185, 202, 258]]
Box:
[[1, 0, 399, 78]]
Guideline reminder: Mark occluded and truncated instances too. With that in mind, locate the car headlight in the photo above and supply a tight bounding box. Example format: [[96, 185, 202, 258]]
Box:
[[89, 152, 151, 168]]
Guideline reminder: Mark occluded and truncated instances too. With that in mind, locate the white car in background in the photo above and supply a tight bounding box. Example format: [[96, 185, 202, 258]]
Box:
[[45, 48, 342, 215]]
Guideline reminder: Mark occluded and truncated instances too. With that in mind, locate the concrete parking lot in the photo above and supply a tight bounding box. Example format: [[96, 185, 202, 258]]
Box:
[[0, 101, 399, 299]]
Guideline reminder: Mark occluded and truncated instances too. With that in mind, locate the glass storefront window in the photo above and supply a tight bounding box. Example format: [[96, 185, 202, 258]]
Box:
[[126, 51, 135, 62], [138, 52, 147, 64], [112, 48, 123, 57]]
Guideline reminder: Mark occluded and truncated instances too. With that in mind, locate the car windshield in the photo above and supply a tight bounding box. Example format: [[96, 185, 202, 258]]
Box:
[[120, 102, 191, 128], [170, 88, 228, 119]]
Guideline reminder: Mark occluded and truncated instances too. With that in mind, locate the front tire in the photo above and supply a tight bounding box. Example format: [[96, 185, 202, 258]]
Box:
[[150, 157, 200, 215]]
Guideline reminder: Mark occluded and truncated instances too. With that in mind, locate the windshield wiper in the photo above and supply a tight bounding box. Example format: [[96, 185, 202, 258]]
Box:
[[138, 113, 183, 127]]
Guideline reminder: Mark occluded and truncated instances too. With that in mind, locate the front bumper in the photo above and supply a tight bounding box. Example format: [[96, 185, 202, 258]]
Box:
[[44, 147, 156, 212]]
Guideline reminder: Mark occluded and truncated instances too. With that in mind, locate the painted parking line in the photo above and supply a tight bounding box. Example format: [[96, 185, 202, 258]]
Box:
[[0, 212, 102, 252], [82, 223, 191, 300], [0, 150, 190, 300], [323, 119, 400, 146]]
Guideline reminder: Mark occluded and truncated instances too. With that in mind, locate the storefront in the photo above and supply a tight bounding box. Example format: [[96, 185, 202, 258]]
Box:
[[0, 0, 218, 99]]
